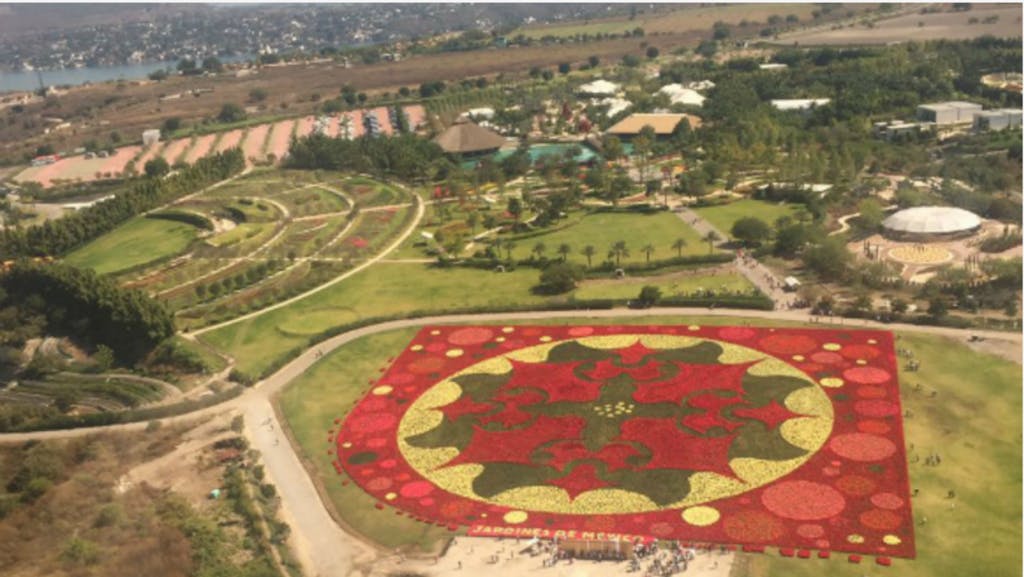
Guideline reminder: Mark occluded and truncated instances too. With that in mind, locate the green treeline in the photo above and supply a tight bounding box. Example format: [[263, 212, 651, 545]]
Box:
[[287, 133, 447, 182], [0, 262, 174, 363], [0, 149, 244, 259]]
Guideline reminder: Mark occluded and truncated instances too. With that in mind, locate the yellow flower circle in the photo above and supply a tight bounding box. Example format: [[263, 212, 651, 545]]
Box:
[[681, 506, 720, 526], [446, 348, 464, 358], [847, 534, 865, 544], [883, 534, 901, 545], [503, 510, 528, 524], [823, 343, 842, 351], [385, 492, 397, 501], [410, 344, 424, 352], [341, 441, 352, 449], [495, 337, 506, 343], [820, 377, 844, 388], [372, 385, 393, 396], [502, 327, 515, 333], [792, 355, 805, 362], [856, 359, 867, 365]]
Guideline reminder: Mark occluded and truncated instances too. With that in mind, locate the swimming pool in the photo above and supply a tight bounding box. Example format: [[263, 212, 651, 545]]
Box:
[[461, 142, 598, 169]]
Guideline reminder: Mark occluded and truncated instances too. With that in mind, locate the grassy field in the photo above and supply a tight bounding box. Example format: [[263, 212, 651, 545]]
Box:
[[574, 271, 755, 300], [64, 216, 199, 275], [693, 199, 803, 238], [201, 262, 553, 377], [508, 211, 711, 264], [278, 316, 1021, 574]]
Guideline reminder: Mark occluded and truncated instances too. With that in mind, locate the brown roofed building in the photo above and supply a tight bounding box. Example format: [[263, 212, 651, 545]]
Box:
[[606, 113, 702, 140], [433, 118, 506, 156]]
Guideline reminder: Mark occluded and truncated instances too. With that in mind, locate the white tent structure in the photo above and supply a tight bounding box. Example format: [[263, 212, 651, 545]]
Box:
[[657, 84, 706, 107], [600, 97, 632, 117], [577, 79, 620, 97], [882, 206, 982, 238]]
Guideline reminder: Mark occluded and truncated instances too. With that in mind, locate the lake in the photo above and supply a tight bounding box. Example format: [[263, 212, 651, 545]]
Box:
[[0, 55, 252, 93]]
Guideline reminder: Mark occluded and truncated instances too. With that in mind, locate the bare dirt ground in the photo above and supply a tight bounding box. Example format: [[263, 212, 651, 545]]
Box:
[[124, 411, 237, 504], [777, 4, 1022, 45]]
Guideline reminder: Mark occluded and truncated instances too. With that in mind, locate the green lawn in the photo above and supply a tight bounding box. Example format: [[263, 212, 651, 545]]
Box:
[[205, 223, 273, 248], [200, 263, 555, 377], [64, 216, 199, 275], [693, 199, 803, 238], [575, 272, 755, 300], [278, 316, 1021, 575], [506, 211, 710, 265]]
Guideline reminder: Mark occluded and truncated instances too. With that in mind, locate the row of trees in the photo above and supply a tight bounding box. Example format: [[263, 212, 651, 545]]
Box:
[[0, 149, 244, 259], [0, 262, 174, 364], [287, 133, 447, 182]]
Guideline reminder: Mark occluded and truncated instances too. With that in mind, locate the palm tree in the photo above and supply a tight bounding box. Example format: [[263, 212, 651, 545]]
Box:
[[581, 245, 596, 268], [671, 237, 687, 257], [505, 240, 517, 261], [557, 243, 572, 262], [703, 230, 721, 254], [532, 242, 547, 261], [642, 243, 655, 263], [611, 240, 629, 266]]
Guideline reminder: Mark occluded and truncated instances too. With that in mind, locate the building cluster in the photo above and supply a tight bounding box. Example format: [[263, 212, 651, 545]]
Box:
[[872, 101, 1021, 139]]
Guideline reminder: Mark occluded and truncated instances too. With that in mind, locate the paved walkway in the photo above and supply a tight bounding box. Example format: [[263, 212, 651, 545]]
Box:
[[672, 205, 798, 309]]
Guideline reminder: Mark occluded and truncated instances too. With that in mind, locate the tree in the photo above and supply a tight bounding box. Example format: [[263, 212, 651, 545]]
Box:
[[177, 59, 198, 75], [696, 40, 717, 59], [928, 297, 948, 319], [622, 54, 641, 68], [218, 103, 246, 123], [541, 69, 554, 81], [731, 217, 771, 247], [588, 55, 600, 68], [857, 198, 885, 232], [531, 242, 547, 261], [144, 157, 170, 178], [671, 238, 687, 257], [703, 230, 721, 254], [581, 245, 596, 268], [601, 135, 624, 163], [507, 197, 523, 224], [633, 125, 656, 183], [249, 88, 268, 102], [537, 261, 583, 294], [201, 56, 223, 73], [610, 240, 629, 266], [162, 117, 182, 133], [558, 62, 571, 74], [802, 237, 851, 282], [557, 243, 572, 261], [637, 285, 662, 308], [646, 46, 660, 59], [712, 21, 731, 40], [641, 243, 655, 263], [504, 240, 517, 261]]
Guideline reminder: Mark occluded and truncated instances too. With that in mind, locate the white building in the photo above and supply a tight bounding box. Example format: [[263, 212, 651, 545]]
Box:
[[657, 84, 706, 107], [771, 99, 831, 112], [917, 101, 982, 125], [600, 97, 632, 118], [576, 79, 620, 97], [142, 129, 161, 146], [759, 63, 788, 71], [973, 109, 1023, 131]]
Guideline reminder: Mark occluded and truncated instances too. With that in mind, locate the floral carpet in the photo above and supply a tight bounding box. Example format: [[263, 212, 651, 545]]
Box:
[[333, 325, 914, 558]]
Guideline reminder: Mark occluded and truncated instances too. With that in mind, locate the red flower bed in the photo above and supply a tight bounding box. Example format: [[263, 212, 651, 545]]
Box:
[[334, 325, 914, 558]]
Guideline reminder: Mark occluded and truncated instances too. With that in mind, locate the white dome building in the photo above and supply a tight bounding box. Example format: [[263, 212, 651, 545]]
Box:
[[882, 206, 982, 240]]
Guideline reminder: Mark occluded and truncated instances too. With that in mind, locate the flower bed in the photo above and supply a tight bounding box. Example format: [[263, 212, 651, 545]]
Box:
[[335, 325, 914, 559]]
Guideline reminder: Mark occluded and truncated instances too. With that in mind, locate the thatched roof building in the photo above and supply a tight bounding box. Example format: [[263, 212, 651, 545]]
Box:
[[433, 118, 506, 155]]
